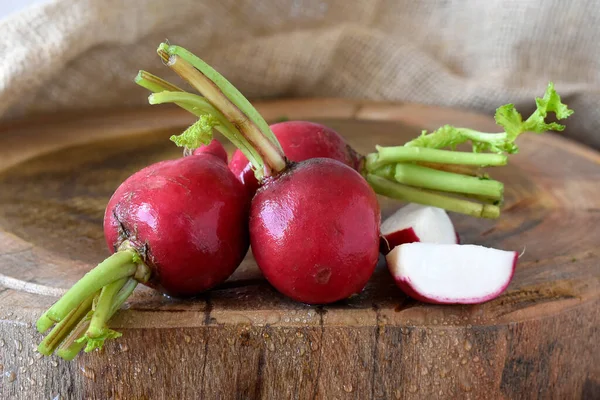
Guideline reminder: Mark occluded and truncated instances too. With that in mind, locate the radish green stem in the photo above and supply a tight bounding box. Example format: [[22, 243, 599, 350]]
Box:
[[135, 70, 196, 115], [135, 70, 184, 96], [157, 43, 283, 154], [36, 250, 138, 333], [366, 174, 500, 219], [37, 294, 95, 356], [110, 278, 139, 315], [56, 278, 138, 360], [394, 164, 503, 199], [157, 45, 287, 174], [367, 147, 507, 170], [416, 161, 482, 177], [148, 91, 263, 175], [86, 277, 128, 339]]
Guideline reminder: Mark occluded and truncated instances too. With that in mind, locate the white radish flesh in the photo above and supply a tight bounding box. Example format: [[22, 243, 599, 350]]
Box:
[[386, 242, 517, 304], [380, 203, 458, 253]]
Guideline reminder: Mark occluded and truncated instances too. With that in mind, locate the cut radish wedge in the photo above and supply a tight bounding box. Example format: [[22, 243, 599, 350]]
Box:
[[380, 203, 458, 254], [386, 243, 517, 304]]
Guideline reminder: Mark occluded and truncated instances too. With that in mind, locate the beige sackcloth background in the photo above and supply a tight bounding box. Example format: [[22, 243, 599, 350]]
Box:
[[1, 0, 598, 149]]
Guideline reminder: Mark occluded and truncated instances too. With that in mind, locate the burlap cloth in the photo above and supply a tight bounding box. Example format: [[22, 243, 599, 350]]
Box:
[[1, 0, 598, 148]]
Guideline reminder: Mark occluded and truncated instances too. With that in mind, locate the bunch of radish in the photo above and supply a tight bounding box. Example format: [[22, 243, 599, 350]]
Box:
[[35, 42, 573, 360]]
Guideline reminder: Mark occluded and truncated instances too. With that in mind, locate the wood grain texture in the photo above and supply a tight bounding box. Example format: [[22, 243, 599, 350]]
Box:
[[0, 99, 598, 400]]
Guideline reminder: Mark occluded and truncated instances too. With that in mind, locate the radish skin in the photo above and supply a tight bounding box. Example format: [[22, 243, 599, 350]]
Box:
[[386, 243, 517, 304], [192, 139, 228, 163]]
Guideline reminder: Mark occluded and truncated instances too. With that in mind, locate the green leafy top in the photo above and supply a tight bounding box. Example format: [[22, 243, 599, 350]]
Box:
[[170, 114, 219, 149], [404, 82, 574, 154]]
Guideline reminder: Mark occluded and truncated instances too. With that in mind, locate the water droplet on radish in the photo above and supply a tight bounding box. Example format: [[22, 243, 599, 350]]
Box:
[[464, 340, 473, 351], [343, 383, 353, 392]]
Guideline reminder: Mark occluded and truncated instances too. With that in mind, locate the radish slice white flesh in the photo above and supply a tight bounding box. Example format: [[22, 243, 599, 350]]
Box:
[[380, 203, 458, 253], [386, 243, 517, 304]]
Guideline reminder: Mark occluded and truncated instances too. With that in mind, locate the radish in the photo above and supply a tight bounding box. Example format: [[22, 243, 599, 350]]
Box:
[[136, 63, 573, 221], [380, 203, 458, 253], [250, 158, 380, 304], [229, 121, 362, 195], [151, 44, 381, 304], [36, 150, 250, 359], [386, 243, 517, 304]]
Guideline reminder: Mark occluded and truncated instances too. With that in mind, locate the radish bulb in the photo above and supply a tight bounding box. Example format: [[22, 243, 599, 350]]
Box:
[[152, 44, 380, 304], [35, 151, 250, 360], [386, 243, 517, 304], [380, 203, 458, 254]]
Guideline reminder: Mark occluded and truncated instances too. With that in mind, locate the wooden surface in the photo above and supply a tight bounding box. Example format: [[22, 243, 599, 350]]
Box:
[[0, 99, 598, 400]]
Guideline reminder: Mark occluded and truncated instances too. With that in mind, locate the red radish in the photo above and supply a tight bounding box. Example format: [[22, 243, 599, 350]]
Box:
[[386, 243, 517, 304], [229, 121, 362, 194], [104, 153, 249, 296], [250, 158, 380, 304], [380, 203, 458, 254], [192, 138, 228, 163], [36, 151, 250, 359]]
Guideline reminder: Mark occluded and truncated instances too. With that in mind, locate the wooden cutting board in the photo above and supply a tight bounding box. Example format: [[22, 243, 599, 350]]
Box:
[[0, 99, 598, 400]]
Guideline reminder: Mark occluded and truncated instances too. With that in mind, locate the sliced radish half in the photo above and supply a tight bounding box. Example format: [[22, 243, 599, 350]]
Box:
[[380, 203, 458, 254], [386, 243, 517, 304]]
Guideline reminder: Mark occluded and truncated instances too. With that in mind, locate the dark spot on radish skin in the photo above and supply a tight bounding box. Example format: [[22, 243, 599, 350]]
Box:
[[314, 267, 332, 285]]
